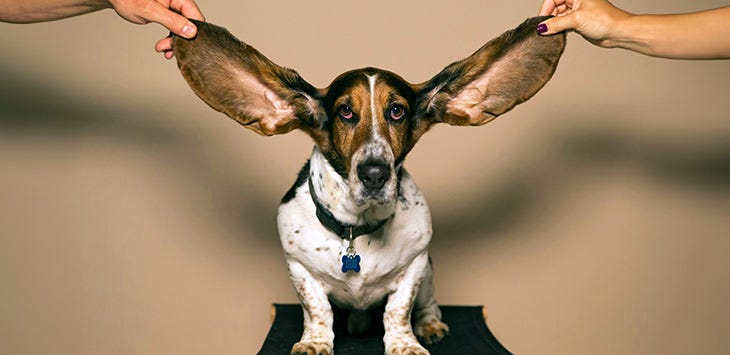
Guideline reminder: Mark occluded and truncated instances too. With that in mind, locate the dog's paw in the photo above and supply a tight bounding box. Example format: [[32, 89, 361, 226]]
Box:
[[387, 344, 430, 355], [290, 341, 333, 355], [415, 318, 449, 344]]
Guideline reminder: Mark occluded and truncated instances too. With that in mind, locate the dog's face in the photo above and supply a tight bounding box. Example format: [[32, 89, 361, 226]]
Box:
[[320, 69, 417, 206], [173, 17, 565, 205]]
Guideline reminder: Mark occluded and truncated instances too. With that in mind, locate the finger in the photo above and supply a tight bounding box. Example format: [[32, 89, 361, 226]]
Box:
[[155, 37, 176, 59], [143, 2, 197, 38], [556, 4, 569, 15], [155, 44, 175, 59], [537, 12, 578, 35], [155, 36, 172, 53], [171, 0, 205, 21], [539, 0, 567, 16], [155, 41, 175, 60], [539, 0, 557, 16]]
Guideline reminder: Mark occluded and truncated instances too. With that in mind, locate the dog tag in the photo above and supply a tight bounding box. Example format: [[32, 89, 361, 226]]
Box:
[[341, 227, 361, 273], [341, 254, 361, 273]]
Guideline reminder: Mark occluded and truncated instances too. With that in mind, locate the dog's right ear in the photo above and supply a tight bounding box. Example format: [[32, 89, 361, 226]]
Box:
[[173, 20, 325, 136], [414, 16, 565, 128]]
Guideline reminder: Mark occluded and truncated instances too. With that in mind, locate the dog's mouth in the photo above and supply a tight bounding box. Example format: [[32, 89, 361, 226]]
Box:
[[349, 158, 398, 206]]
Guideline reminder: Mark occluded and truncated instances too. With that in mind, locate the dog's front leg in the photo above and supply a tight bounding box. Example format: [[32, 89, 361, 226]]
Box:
[[288, 261, 334, 355], [383, 252, 431, 355]]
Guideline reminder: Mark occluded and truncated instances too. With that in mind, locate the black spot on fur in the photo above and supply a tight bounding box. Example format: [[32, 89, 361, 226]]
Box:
[[321, 149, 348, 178], [398, 192, 409, 205], [281, 161, 310, 203]]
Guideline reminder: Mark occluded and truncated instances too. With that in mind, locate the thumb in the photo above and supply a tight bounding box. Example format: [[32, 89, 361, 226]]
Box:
[[144, 3, 197, 38], [537, 14, 577, 35]]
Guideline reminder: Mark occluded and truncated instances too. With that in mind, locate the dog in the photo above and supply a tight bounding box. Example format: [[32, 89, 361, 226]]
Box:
[[172, 15, 564, 355]]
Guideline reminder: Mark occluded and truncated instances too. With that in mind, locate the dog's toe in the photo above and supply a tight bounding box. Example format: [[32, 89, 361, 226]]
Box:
[[415, 319, 449, 344], [388, 344, 430, 355], [290, 341, 332, 355]]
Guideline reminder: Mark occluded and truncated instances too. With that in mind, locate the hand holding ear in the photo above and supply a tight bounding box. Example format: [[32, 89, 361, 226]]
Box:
[[108, 0, 205, 59], [536, 0, 730, 59], [536, 0, 629, 48]]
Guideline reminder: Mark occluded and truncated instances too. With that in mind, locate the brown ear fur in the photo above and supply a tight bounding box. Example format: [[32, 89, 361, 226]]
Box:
[[415, 16, 566, 128], [173, 20, 325, 136]]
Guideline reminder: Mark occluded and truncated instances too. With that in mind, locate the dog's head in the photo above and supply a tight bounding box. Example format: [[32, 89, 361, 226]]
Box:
[[173, 17, 565, 206]]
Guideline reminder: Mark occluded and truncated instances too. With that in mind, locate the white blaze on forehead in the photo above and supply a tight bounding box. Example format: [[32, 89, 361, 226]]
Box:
[[366, 74, 381, 138]]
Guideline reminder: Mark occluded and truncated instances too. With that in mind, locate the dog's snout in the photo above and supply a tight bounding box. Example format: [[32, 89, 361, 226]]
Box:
[[357, 162, 391, 191]]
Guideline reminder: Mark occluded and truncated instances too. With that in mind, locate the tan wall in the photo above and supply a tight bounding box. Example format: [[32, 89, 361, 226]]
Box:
[[1, 1, 729, 354]]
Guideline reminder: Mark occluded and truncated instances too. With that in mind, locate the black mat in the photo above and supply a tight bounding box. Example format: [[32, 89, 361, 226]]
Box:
[[258, 304, 512, 354]]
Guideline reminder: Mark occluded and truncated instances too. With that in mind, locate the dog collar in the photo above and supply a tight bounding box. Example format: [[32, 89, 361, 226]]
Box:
[[308, 177, 390, 240], [308, 177, 390, 273]]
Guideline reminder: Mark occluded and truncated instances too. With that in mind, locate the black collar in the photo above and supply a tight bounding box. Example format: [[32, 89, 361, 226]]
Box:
[[308, 177, 390, 240]]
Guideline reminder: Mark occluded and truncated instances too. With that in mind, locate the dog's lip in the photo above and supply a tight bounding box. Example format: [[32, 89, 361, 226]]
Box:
[[357, 183, 396, 202]]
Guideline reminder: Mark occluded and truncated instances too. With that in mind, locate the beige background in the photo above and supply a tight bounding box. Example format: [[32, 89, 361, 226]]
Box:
[[1, 0, 729, 354]]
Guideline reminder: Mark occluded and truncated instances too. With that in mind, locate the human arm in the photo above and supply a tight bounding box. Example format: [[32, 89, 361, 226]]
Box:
[[537, 0, 730, 59], [0, 0, 205, 59], [0, 0, 111, 23]]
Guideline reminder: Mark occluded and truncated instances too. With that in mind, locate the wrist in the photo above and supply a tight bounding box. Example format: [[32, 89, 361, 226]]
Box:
[[599, 9, 636, 49], [610, 13, 656, 53], [77, 0, 111, 6], [92, 0, 114, 10]]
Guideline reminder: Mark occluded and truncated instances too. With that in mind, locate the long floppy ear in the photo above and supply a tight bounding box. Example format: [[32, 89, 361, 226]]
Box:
[[415, 16, 566, 127], [172, 19, 325, 136]]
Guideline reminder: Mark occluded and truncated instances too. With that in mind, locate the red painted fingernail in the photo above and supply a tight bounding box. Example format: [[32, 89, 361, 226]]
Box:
[[537, 23, 548, 34]]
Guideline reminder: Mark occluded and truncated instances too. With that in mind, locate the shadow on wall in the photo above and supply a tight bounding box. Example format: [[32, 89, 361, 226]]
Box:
[[2, 65, 728, 249], [0, 65, 279, 245], [430, 124, 730, 246], [557, 127, 730, 188], [0, 65, 182, 144]]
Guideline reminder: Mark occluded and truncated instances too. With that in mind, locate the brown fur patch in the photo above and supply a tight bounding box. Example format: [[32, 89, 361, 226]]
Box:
[[330, 80, 373, 173], [373, 81, 411, 161]]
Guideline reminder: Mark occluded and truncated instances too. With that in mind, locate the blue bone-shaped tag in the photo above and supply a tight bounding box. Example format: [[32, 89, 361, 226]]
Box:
[[341, 255, 361, 273]]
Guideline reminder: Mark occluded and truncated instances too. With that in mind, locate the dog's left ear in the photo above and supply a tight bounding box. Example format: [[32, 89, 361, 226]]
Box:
[[414, 16, 566, 127]]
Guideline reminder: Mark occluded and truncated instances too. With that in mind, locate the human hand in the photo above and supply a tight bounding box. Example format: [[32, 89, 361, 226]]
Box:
[[107, 0, 205, 59], [536, 0, 630, 48]]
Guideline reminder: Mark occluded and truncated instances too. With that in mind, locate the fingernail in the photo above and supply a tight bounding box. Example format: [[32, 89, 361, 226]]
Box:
[[182, 23, 195, 37], [537, 23, 548, 34]]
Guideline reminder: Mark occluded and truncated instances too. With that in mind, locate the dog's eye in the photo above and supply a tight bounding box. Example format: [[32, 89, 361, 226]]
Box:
[[389, 104, 405, 121], [337, 105, 354, 120]]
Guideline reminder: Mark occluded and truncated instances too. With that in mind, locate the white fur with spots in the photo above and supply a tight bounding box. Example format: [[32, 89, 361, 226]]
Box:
[[278, 146, 447, 354]]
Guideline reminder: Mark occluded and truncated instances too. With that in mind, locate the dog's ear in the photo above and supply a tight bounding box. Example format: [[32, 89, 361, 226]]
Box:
[[414, 16, 565, 128], [173, 20, 325, 136]]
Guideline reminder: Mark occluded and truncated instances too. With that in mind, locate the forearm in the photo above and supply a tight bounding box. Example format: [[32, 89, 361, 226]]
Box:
[[0, 0, 111, 23], [612, 6, 730, 59]]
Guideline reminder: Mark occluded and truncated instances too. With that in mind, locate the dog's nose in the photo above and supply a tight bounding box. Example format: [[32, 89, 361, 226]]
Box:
[[357, 162, 391, 191]]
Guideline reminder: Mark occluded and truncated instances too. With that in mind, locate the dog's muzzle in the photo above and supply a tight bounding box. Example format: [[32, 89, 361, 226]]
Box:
[[350, 140, 397, 205]]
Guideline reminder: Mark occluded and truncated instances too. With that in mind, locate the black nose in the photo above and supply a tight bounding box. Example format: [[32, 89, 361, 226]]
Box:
[[357, 162, 391, 191]]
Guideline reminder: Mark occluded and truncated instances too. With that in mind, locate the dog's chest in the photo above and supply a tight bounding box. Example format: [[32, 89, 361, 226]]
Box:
[[278, 170, 432, 309]]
